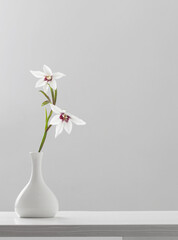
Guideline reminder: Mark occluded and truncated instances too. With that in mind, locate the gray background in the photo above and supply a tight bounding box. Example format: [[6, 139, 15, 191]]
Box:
[[0, 0, 178, 239]]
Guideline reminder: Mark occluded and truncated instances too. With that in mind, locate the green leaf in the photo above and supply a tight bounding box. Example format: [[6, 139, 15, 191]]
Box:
[[41, 100, 50, 107], [47, 110, 53, 121], [39, 90, 51, 102], [45, 108, 48, 130], [45, 108, 48, 122], [54, 89, 57, 104], [50, 87, 55, 104]]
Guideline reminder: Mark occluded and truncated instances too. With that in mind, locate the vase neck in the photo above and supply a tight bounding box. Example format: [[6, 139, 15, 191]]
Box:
[[30, 152, 44, 182]]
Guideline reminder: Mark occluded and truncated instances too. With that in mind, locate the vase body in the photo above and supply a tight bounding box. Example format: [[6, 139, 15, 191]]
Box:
[[15, 152, 58, 218]]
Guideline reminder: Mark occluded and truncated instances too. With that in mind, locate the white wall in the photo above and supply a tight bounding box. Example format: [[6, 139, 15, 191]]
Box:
[[0, 0, 178, 239]]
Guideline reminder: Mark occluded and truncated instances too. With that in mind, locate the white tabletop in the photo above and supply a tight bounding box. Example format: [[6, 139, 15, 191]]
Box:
[[0, 211, 178, 237]]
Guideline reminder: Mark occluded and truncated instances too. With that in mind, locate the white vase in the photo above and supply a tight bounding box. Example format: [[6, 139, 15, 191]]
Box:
[[15, 152, 58, 218]]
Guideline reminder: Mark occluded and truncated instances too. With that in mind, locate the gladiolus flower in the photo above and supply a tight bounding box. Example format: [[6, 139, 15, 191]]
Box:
[[30, 65, 65, 92], [50, 104, 86, 138]]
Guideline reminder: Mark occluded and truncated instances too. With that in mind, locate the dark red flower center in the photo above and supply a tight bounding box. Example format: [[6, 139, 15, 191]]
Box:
[[44, 75, 52, 82], [60, 113, 70, 122]]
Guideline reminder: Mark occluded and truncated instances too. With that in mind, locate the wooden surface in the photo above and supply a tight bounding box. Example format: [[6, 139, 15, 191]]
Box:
[[0, 211, 178, 237]]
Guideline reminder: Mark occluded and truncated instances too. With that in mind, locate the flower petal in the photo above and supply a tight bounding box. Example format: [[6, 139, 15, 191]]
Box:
[[50, 104, 63, 114], [30, 71, 45, 78], [69, 113, 86, 125], [49, 80, 57, 90], [64, 120, 72, 134], [43, 84, 49, 93], [43, 65, 52, 76], [50, 115, 61, 125], [55, 122, 64, 138], [53, 72, 66, 79], [35, 78, 46, 88]]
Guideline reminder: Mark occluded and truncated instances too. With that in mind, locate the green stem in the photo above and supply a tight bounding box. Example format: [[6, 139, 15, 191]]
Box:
[[38, 89, 57, 152], [38, 131, 47, 152], [38, 124, 52, 152]]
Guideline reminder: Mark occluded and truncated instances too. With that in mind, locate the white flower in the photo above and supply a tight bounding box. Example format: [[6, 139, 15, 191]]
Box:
[[30, 65, 65, 93], [50, 104, 86, 138]]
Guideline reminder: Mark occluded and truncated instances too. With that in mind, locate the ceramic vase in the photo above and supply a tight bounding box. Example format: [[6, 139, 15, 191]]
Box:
[[15, 152, 58, 218]]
